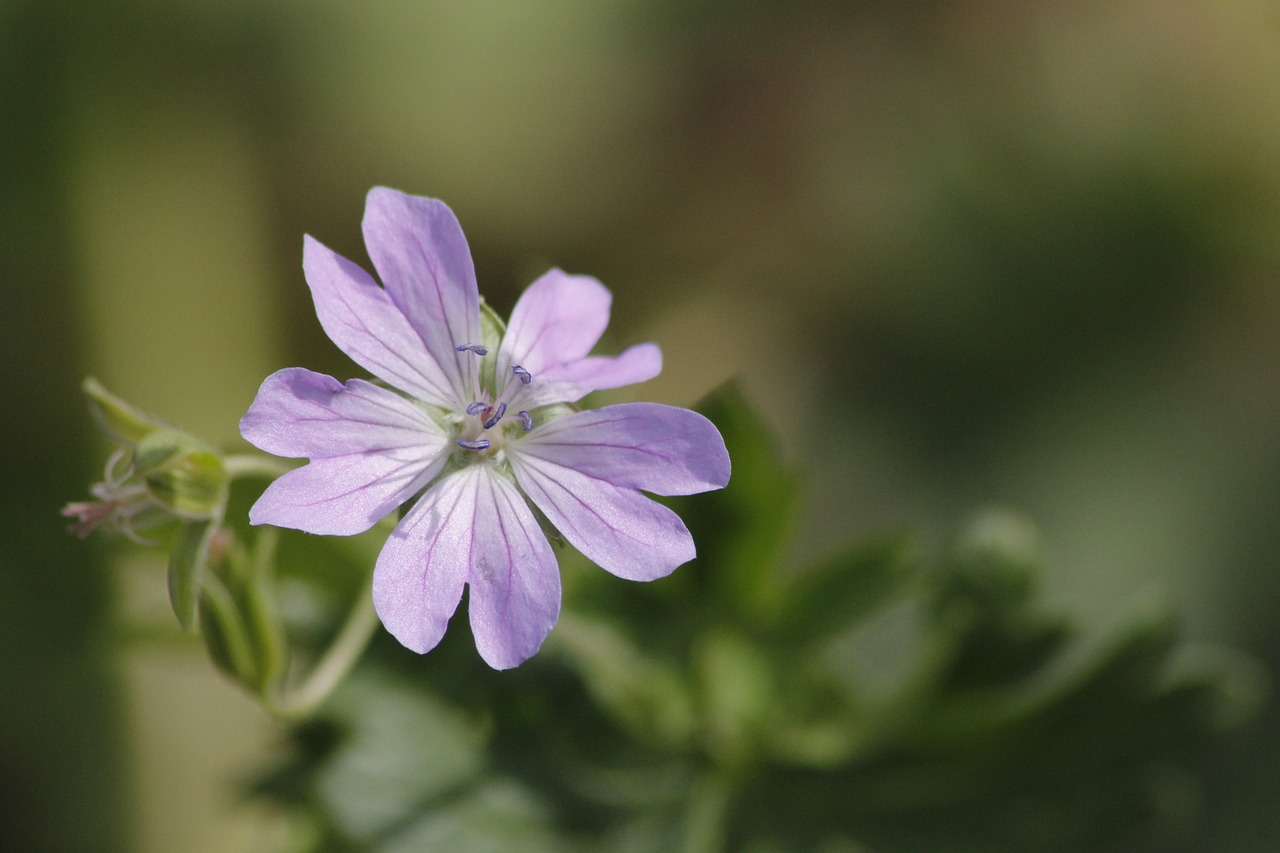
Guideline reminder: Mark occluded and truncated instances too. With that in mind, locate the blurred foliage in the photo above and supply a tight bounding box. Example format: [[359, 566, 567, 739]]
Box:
[[0, 4, 129, 852], [9, 1, 1280, 850], [249, 386, 1257, 852]]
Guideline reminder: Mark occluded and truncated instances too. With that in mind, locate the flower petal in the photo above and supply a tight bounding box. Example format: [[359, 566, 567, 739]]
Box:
[[518, 343, 663, 407], [362, 188, 481, 408], [509, 453, 695, 582], [241, 368, 448, 535], [372, 472, 473, 657], [499, 268, 612, 375], [303, 235, 459, 407], [372, 466, 560, 669], [516, 403, 730, 496], [464, 467, 561, 669]]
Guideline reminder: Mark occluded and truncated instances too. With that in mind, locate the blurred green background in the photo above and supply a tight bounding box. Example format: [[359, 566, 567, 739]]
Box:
[[4, 1, 1280, 850]]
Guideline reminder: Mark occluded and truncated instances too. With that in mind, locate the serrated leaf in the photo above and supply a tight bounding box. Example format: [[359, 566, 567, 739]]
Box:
[[313, 671, 487, 842], [379, 780, 562, 853], [773, 537, 917, 644]]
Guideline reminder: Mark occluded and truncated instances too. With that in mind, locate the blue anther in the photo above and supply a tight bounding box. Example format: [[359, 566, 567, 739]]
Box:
[[518, 410, 533, 431], [512, 365, 532, 384], [483, 402, 508, 430], [456, 343, 488, 356], [456, 438, 491, 451], [466, 401, 488, 415]]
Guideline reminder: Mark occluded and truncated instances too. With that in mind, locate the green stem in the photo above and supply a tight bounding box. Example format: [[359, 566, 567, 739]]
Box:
[[267, 584, 380, 720], [223, 453, 291, 481], [243, 527, 287, 693]]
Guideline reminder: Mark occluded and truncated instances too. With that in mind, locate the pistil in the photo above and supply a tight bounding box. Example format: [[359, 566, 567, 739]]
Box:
[[453, 352, 537, 453]]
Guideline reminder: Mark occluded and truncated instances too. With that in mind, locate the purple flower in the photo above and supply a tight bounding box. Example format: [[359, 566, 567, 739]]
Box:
[[240, 188, 730, 669]]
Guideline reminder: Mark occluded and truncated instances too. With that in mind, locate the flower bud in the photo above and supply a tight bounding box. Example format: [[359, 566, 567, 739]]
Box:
[[62, 380, 227, 543], [134, 430, 228, 519]]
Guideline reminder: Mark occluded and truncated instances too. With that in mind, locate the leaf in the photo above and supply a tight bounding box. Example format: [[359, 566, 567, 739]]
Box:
[[547, 613, 696, 749], [772, 536, 917, 644], [379, 780, 562, 853], [311, 670, 487, 843], [676, 382, 800, 625]]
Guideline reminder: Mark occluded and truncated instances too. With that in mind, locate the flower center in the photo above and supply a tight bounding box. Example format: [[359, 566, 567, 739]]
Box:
[[453, 344, 534, 455]]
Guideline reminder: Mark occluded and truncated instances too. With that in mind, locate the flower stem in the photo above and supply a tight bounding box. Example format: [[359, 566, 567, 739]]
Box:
[[267, 584, 380, 720], [223, 453, 291, 481]]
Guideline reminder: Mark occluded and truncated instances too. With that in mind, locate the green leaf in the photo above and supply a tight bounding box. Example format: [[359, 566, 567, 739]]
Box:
[[773, 536, 917, 644], [311, 671, 487, 843], [677, 382, 799, 625], [380, 780, 561, 853], [547, 613, 696, 749], [695, 628, 775, 764]]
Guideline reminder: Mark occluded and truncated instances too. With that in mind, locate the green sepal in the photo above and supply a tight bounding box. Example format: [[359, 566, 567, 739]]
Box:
[[169, 517, 217, 630], [136, 430, 228, 518], [477, 298, 507, 393], [198, 571, 259, 684], [82, 376, 166, 444]]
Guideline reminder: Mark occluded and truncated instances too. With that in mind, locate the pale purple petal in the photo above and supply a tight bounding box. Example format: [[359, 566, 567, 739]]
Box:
[[516, 343, 663, 408], [372, 466, 560, 669], [464, 467, 561, 670], [498, 269, 611, 376], [241, 368, 448, 535], [250, 453, 445, 536], [372, 472, 474, 656], [514, 403, 730, 496], [361, 188, 481, 408], [303, 235, 459, 407], [508, 453, 695, 582], [240, 368, 447, 458]]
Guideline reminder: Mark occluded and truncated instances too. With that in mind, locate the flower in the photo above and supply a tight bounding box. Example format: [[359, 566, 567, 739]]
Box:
[[240, 188, 730, 669], [62, 446, 163, 542]]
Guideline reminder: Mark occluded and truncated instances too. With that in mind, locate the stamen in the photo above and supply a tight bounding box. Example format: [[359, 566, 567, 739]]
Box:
[[517, 410, 533, 431], [466, 401, 489, 415], [483, 402, 507, 430], [512, 365, 532, 384], [456, 438, 491, 451], [456, 343, 488, 356]]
